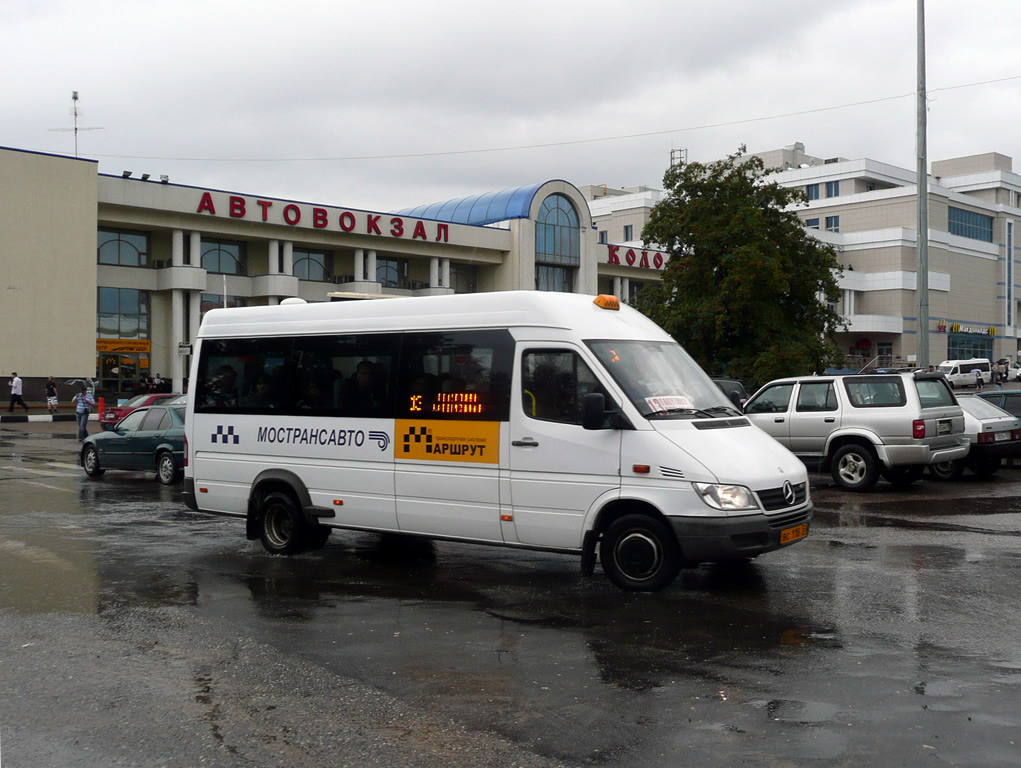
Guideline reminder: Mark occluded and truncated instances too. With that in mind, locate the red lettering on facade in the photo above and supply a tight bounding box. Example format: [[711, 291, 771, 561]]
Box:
[[256, 200, 273, 221], [653, 253, 664, 269], [625, 249, 636, 266], [390, 217, 404, 237], [196, 192, 216, 215], [412, 221, 427, 240], [312, 208, 328, 228], [607, 245, 620, 265], [229, 196, 246, 218], [436, 223, 449, 242], [366, 214, 382, 235], [639, 250, 650, 269], [283, 204, 301, 225], [339, 211, 356, 232]]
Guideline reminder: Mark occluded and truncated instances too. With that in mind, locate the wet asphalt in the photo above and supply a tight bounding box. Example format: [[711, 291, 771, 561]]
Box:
[[1, 418, 1020, 767]]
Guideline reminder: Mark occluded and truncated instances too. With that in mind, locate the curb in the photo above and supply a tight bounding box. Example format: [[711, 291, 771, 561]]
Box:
[[0, 413, 92, 423]]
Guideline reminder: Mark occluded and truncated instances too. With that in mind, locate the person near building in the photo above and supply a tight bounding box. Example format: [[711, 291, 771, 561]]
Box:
[[72, 384, 95, 441], [972, 367, 983, 391], [8, 372, 28, 412], [45, 375, 59, 415]]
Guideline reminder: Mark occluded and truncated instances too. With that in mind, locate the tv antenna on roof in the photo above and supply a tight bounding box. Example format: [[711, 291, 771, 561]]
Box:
[[49, 91, 104, 157]]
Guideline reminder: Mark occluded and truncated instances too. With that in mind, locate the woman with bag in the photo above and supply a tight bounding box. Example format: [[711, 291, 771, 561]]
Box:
[[72, 384, 95, 441]]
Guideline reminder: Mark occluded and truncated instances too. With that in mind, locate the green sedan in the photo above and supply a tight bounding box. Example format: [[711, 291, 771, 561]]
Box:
[[81, 405, 186, 485]]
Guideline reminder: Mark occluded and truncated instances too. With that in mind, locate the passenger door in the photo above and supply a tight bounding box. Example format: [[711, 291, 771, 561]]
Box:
[[507, 346, 621, 549], [787, 380, 839, 454], [393, 330, 513, 542], [131, 407, 171, 469], [103, 408, 148, 468], [743, 383, 796, 448]]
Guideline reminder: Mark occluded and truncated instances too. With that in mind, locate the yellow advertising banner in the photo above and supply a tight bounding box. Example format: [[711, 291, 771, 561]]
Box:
[[395, 420, 500, 464], [96, 339, 151, 353]]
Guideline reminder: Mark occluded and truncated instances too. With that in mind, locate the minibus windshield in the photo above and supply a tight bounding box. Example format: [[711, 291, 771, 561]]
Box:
[[587, 340, 736, 419]]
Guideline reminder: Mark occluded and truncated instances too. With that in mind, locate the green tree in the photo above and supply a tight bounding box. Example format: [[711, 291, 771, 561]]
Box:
[[637, 147, 845, 390]]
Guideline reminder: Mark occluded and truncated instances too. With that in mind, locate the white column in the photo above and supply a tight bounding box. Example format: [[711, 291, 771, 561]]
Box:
[[367, 250, 377, 282], [282, 241, 293, 275], [268, 240, 279, 275], [621, 278, 630, 304], [172, 289, 185, 393], [172, 229, 184, 267], [354, 249, 364, 281], [189, 232, 201, 266], [429, 257, 439, 288], [613, 276, 622, 299], [442, 258, 450, 289]]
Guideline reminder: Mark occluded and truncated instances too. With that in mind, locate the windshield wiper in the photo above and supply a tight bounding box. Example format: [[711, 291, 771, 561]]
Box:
[[646, 406, 714, 419], [702, 405, 743, 416]]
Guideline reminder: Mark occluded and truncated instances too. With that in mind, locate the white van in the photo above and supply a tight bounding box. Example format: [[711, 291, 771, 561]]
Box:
[[182, 292, 812, 591], [937, 358, 991, 388]]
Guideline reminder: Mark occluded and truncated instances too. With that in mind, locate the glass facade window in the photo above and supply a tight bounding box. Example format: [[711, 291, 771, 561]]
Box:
[[598, 230, 608, 244], [826, 181, 840, 198], [623, 225, 634, 241], [948, 206, 993, 242], [201, 239, 247, 275], [805, 218, 820, 229], [97, 287, 149, 339], [449, 263, 478, 294], [98, 228, 150, 267], [376, 257, 409, 288], [826, 216, 840, 232], [947, 334, 993, 360], [806, 184, 820, 201], [200, 294, 248, 323], [293, 249, 333, 281], [535, 193, 579, 293]]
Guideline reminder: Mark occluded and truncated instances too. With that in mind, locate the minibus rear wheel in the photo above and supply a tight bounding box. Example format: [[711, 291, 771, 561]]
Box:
[[259, 491, 309, 555], [599, 514, 681, 591]]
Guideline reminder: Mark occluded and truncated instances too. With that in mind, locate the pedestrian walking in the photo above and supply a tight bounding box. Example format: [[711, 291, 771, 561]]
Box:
[[71, 384, 95, 441], [45, 375, 59, 414], [8, 372, 29, 412], [972, 367, 983, 391]]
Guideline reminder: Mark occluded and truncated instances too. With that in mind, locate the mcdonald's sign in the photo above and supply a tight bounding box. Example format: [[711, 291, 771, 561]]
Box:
[[948, 322, 995, 336]]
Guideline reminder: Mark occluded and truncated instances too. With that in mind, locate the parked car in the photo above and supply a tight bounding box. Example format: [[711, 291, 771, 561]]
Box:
[[928, 395, 1021, 480], [743, 372, 968, 491], [1007, 362, 1021, 382], [976, 390, 1021, 417], [712, 378, 749, 408], [99, 392, 180, 430], [81, 404, 186, 485]]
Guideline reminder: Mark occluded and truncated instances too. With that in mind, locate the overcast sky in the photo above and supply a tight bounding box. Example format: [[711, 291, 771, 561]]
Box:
[[5, 0, 1021, 213]]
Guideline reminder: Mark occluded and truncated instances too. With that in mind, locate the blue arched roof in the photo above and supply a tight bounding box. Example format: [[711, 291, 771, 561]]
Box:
[[398, 181, 564, 226]]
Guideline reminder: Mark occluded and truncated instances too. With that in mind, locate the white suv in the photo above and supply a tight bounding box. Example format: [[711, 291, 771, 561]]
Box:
[[743, 372, 968, 491]]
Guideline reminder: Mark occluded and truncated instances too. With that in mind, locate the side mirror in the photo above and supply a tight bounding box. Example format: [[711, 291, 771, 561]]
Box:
[[582, 392, 607, 430]]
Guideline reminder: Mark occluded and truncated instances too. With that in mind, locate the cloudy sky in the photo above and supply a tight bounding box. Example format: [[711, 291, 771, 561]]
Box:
[[5, 0, 1021, 213]]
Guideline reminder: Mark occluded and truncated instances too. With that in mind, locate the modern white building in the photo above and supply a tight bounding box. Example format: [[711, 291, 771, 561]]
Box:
[[758, 143, 1020, 368], [0, 146, 666, 403]]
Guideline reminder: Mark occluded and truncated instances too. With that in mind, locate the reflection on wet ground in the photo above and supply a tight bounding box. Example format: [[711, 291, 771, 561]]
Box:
[[3, 430, 1021, 764]]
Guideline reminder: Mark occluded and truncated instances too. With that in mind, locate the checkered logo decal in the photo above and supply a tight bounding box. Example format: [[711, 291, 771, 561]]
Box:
[[402, 425, 432, 453], [212, 425, 239, 444]]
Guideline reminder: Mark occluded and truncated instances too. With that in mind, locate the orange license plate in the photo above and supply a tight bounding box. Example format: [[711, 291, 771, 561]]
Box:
[[780, 524, 809, 544]]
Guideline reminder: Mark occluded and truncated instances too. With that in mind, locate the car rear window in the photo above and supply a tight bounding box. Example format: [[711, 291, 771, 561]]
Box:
[[915, 378, 956, 408], [843, 377, 906, 407]]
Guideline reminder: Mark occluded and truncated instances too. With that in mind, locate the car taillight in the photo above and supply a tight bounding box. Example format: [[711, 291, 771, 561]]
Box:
[[184, 434, 188, 467], [1013, 429, 1021, 441], [912, 419, 926, 439], [977, 432, 996, 444]]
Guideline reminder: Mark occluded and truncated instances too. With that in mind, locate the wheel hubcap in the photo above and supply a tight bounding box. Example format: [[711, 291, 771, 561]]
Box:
[[614, 532, 662, 580]]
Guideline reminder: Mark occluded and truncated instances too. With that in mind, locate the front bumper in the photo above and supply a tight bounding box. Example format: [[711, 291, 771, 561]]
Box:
[[667, 504, 813, 565]]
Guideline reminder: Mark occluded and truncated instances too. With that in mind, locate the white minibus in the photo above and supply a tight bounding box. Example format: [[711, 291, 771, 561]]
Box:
[[937, 358, 991, 388], [183, 292, 812, 591]]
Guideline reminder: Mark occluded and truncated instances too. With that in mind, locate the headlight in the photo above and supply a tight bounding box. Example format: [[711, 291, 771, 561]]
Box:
[[692, 482, 758, 511]]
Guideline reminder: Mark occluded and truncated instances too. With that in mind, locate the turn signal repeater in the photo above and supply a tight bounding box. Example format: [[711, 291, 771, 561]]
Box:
[[593, 294, 620, 310], [632, 464, 651, 474]]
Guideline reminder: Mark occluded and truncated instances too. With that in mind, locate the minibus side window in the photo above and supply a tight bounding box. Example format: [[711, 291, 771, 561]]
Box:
[[521, 349, 608, 425], [290, 334, 399, 417], [396, 330, 513, 421], [195, 337, 291, 413]]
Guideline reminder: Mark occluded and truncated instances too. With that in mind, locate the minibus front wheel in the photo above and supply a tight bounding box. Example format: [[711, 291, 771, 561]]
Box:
[[258, 491, 309, 555], [600, 514, 681, 591]]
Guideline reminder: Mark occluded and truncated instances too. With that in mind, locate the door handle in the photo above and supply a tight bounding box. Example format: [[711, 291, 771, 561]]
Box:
[[512, 438, 539, 447], [824, 417, 835, 422], [773, 418, 785, 423]]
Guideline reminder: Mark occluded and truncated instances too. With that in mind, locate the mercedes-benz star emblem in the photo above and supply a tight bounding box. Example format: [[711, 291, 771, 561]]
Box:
[[782, 480, 796, 506]]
